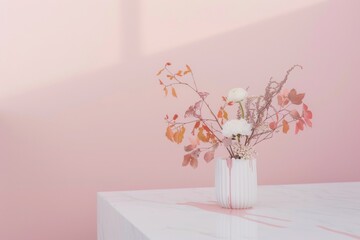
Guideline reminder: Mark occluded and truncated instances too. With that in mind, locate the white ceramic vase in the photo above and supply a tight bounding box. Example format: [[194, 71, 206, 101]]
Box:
[[215, 158, 257, 209]]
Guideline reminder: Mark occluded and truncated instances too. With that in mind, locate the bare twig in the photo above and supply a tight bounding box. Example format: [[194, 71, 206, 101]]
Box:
[[164, 66, 235, 158]]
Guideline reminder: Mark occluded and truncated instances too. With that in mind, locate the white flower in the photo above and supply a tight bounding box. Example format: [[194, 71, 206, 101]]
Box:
[[227, 88, 248, 102], [221, 119, 252, 138]]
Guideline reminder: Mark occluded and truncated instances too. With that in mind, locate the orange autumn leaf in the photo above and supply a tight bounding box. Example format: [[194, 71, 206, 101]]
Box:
[[166, 74, 174, 80], [191, 121, 201, 135], [165, 126, 174, 142], [163, 87, 168, 96], [184, 64, 192, 75], [173, 131, 180, 143], [173, 114, 178, 120], [197, 128, 209, 142], [217, 110, 223, 118], [206, 132, 215, 141], [159, 79, 164, 85], [175, 70, 183, 76], [156, 69, 164, 76], [223, 110, 229, 120], [181, 125, 185, 134], [173, 126, 185, 144], [179, 126, 186, 143], [282, 119, 289, 133], [172, 87, 177, 97]]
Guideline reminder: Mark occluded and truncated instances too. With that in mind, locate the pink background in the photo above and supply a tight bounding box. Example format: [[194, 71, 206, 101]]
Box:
[[1, 0, 360, 239]]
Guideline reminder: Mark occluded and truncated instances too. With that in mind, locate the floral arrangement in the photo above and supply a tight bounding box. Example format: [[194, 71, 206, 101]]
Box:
[[157, 63, 313, 168]]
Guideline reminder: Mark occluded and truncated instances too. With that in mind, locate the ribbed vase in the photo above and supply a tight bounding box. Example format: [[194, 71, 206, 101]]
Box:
[[215, 158, 257, 209]]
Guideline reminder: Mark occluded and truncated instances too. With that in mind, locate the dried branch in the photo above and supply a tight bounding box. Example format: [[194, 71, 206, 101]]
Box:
[[163, 65, 235, 158], [245, 65, 303, 146]]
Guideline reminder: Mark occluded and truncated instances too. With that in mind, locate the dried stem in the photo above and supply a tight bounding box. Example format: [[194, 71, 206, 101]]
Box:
[[245, 65, 302, 146], [253, 119, 296, 146], [167, 119, 217, 126], [164, 66, 235, 158]]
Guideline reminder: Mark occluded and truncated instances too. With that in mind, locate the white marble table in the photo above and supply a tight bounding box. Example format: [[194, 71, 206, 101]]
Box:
[[97, 182, 360, 240]]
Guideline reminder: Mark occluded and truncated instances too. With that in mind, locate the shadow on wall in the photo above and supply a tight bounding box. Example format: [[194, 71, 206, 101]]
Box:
[[1, 0, 360, 240]]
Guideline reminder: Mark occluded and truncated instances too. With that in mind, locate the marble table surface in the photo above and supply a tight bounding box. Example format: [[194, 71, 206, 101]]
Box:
[[97, 182, 360, 240]]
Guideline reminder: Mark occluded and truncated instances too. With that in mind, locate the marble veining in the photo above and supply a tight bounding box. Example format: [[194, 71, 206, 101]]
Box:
[[98, 182, 360, 240], [177, 201, 290, 228]]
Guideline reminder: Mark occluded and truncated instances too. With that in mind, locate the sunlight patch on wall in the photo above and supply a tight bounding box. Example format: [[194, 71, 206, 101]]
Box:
[[139, 0, 328, 55]]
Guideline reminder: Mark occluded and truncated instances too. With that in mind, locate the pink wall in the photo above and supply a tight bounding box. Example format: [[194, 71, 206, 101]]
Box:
[[1, 0, 360, 239]]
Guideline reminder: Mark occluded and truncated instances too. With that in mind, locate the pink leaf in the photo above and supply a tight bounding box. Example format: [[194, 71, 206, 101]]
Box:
[[190, 158, 198, 168], [190, 149, 201, 169], [184, 101, 201, 118], [182, 154, 191, 166], [304, 118, 312, 127], [269, 121, 277, 130], [295, 124, 299, 134], [198, 92, 209, 100], [302, 103, 313, 127], [183, 151, 199, 169], [204, 151, 215, 163], [304, 110, 313, 119], [191, 149, 201, 158], [300, 118, 306, 127], [288, 89, 305, 105], [303, 104, 313, 120], [295, 119, 305, 134], [290, 110, 301, 120], [184, 144, 196, 152], [277, 89, 290, 107], [184, 106, 195, 118], [303, 103, 309, 111], [283, 99, 290, 106], [194, 100, 202, 111]]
